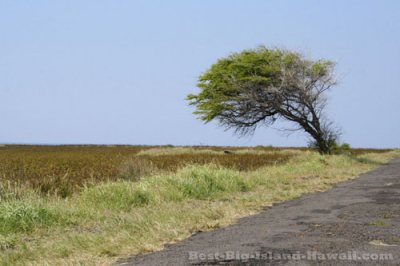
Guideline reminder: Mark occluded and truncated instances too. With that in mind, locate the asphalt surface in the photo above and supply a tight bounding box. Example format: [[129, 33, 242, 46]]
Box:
[[117, 158, 400, 265]]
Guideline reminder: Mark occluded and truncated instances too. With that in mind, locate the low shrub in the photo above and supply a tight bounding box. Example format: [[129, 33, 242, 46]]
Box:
[[332, 143, 352, 154]]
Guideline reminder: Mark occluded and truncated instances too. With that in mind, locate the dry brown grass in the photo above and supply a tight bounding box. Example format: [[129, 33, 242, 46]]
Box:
[[0, 145, 392, 197]]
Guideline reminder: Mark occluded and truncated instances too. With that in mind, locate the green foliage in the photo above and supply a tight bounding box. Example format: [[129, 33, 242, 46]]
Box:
[[341, 143, 351, 150], [187, 46, 284, 122], [187, 46, 333, 123]]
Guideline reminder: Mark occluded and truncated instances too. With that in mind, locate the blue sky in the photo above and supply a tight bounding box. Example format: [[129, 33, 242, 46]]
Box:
[[1, 0, 399, 148]]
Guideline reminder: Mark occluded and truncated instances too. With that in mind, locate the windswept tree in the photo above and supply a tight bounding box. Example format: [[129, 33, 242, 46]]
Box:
[[187, 46, 340, 154]]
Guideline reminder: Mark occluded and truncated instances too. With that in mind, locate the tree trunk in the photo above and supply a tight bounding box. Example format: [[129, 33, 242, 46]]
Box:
[[317, 140, 331, 154]]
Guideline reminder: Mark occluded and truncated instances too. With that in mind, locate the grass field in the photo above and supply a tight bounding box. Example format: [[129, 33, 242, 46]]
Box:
[[0, 145, 294, 198], [0, 145, 398, 265]]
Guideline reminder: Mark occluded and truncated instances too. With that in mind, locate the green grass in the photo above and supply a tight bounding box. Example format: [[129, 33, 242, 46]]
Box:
[[0, 148, 398, 265]]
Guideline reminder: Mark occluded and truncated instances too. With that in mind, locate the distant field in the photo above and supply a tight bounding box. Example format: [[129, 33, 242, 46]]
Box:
[[0, 145, 390, 197], [0, 145, 292, 197]]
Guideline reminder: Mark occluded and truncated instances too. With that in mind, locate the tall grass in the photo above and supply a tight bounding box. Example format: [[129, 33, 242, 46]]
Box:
[[0, 201, 60, 234]]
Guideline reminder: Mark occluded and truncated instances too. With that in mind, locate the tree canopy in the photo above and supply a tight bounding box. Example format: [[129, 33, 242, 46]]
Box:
[[187, 46, 340, 154]]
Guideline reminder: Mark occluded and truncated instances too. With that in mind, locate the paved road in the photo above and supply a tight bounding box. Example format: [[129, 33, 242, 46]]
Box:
[[118, 158, 400, 265]]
